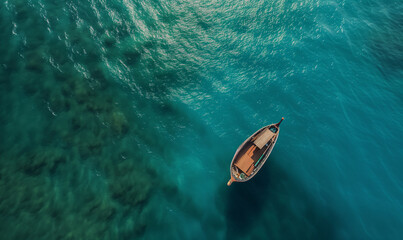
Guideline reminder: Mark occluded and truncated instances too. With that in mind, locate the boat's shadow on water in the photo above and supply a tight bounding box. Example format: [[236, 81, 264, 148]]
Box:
[[221, 157, 337, 240]]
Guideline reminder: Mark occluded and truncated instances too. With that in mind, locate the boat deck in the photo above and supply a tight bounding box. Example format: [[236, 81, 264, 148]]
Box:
[[234, 142, 269, 176], [227, 118, 283, 186]]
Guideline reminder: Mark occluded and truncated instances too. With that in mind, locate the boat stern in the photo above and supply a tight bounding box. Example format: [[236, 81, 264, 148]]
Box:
[[227, 176, 235, 186]]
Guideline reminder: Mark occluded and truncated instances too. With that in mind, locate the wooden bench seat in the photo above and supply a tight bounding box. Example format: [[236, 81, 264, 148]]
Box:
[[234, 145, 256, 176]]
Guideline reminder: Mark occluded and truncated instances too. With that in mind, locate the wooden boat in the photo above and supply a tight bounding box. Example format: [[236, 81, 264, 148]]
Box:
[[227, 118, 284, 186]]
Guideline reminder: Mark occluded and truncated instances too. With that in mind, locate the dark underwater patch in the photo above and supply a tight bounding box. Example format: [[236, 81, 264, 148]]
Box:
[[222, 160, 338, 239], [0, 0, 208, 238]]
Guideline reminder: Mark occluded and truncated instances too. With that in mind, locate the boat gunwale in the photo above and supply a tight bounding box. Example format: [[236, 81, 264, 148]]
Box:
[[229, 124, 280, 183]]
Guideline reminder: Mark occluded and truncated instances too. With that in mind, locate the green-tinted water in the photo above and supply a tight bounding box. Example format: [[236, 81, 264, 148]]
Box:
[[1, 0, 402, 239]]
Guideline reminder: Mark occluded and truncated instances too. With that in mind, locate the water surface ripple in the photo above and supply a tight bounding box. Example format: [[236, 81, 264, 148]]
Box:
[[0, 0, 402, 239]]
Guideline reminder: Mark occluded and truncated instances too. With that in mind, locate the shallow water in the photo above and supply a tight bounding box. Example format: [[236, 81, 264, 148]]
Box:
[[0, 0, 402, 239]]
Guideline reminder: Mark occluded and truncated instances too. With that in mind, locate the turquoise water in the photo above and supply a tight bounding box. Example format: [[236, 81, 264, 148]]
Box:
[[0, 0, 402, 239]]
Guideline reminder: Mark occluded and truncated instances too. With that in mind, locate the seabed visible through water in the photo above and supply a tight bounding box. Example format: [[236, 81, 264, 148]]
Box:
[[0, 0, 402, 239]]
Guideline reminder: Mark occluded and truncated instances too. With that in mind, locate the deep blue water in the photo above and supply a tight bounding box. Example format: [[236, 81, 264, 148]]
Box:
[[0, 0, 402, 239]]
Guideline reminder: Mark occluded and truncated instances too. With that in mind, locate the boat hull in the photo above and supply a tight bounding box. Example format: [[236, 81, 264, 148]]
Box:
[[227, 118, 283, 186]]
